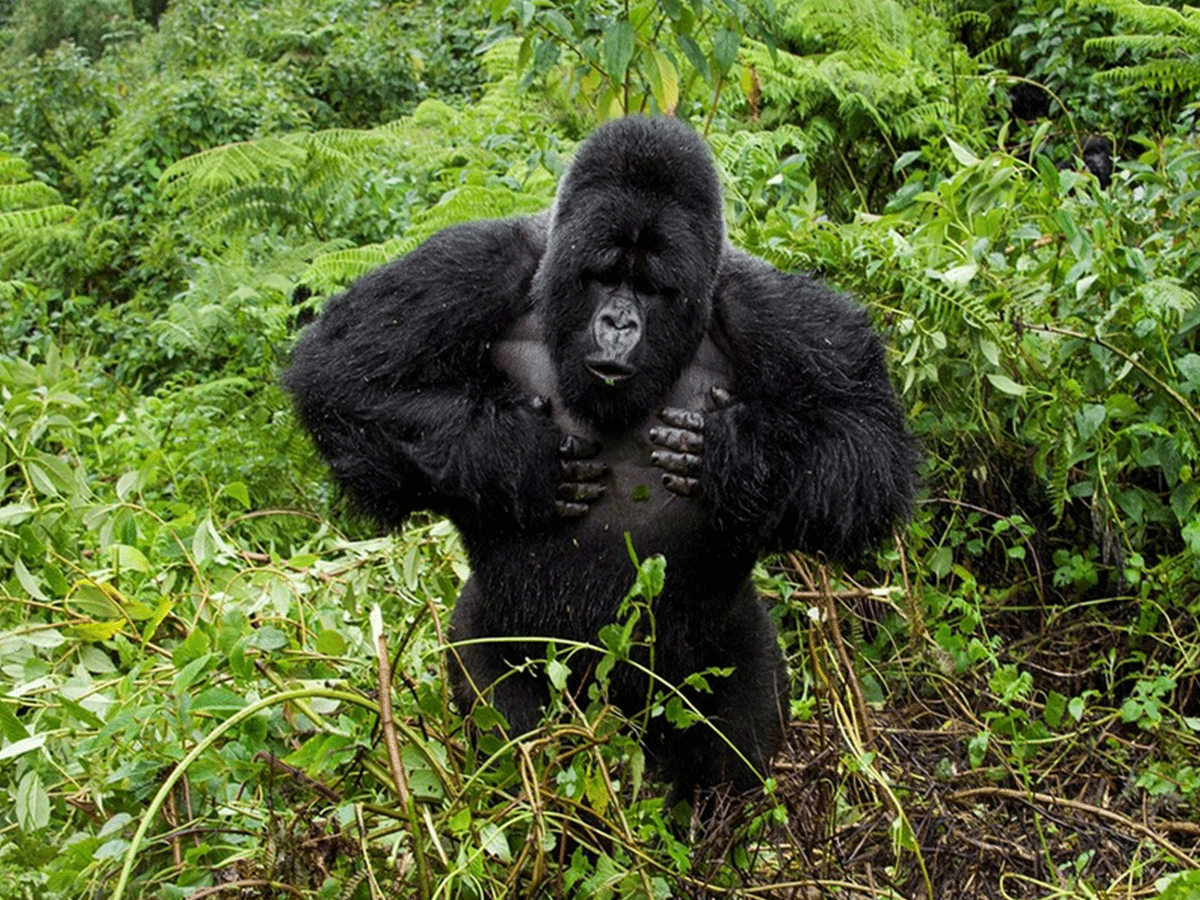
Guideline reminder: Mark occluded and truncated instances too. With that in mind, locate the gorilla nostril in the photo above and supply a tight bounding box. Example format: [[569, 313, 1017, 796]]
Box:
[[601, 313, 637, 332]]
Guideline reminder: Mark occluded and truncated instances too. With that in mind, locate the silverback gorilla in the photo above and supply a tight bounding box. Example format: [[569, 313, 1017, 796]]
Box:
[[284, 116, 917, 796]]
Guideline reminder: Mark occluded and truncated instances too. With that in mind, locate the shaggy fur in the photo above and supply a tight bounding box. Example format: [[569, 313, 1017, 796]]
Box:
[[284, 116, 918, 794]]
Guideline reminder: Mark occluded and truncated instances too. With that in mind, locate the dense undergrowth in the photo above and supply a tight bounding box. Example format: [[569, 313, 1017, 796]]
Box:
[[1, 0, 1199, 897]]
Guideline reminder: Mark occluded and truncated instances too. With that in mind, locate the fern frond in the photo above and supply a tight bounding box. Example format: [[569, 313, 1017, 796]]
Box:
[[909, 274, 1012, 348], [1077, 0, 1200, 35], [1075, 0, 1200, 91], [709, 126, 809, 179], [0, 279, 29, 303], [300, 239, 413, 291], [974, 38, 1013, 67], [1090, 57, 1200, 91], [949, 11, 990, 29], [891, 101, 954, 138], [158, 136, 308, 199], [1086, 34, 1185, 55], [417, 185, 540, 231], [0, 182, 62, 211], [0, 205, 76, 232], [1048, 427, 1073, 522], [0, 156, 33, 184], [192, 183, 307, 234]]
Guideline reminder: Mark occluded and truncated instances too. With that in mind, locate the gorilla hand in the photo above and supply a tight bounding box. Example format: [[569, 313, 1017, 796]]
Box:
[[650, 387, 732, 497], [557, 434, 607, 518]]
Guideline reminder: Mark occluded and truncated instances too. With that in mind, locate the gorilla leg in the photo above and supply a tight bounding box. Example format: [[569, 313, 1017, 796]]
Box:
[[658, 581, 788, 794], [448, 578, 547, 736]]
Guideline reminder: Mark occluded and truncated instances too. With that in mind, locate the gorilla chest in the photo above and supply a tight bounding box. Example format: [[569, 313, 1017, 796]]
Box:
[[491, 314, 733, 558]]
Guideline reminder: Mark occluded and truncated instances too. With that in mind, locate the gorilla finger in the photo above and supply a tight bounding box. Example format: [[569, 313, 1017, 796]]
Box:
[[658, 407, 704, 432], [562, 459, 608, 481], [557, 481, 605, 502], [649, 425, 703, 454], [651, 449, 702, 477], [555, 500, 590, 518], [662, 474, 701, 497], [710, 385, 735, 408], [560, 434, 602, 459]]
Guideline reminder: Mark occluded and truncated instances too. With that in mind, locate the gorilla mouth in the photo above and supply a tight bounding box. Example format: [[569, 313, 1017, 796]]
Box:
[[585, 359, 635, 384]]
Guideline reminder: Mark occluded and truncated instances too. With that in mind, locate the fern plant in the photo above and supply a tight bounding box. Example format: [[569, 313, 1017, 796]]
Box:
[[1078, 0, 1200, 95], [0, 144, 79, 283], [737, 0, 988, 219], [158, 127, 402, 241]]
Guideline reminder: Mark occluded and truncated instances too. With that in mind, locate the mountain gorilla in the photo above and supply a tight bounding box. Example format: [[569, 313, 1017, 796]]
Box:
[[284, 116, 917, 796]]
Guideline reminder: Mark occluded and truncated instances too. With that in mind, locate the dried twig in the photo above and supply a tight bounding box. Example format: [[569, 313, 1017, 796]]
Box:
[[948, 785, 1200, 868]]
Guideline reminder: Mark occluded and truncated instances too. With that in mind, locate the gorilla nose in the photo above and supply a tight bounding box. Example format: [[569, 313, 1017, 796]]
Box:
[[593, 309, 642, 354]]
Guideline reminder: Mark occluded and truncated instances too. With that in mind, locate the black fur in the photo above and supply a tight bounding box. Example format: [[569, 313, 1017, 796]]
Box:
[[284, 116, 918, 795]]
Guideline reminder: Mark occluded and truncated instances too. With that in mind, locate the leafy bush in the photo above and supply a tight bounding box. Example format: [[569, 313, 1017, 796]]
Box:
[[6, 0, 139, 59], [3, 0, 1200, 896], [738, 0, 990, 218]]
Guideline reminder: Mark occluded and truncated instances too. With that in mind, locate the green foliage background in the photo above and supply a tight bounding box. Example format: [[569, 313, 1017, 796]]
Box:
[[1, 0, 1198, 897]]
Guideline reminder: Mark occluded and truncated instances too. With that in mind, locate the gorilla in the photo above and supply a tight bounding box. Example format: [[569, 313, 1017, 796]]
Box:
[[284, 116, 917, 796]]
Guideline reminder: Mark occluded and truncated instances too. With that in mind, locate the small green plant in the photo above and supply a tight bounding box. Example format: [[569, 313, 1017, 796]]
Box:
[[491, 0, 780, 122]]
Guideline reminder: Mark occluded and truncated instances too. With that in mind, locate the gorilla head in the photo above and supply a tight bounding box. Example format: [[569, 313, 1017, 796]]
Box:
[[536, 117, 726, 430]]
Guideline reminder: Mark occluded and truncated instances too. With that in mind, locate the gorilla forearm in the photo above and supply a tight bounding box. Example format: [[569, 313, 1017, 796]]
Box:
[[292, 386, 560, 529], [702, 399, 915, 559]]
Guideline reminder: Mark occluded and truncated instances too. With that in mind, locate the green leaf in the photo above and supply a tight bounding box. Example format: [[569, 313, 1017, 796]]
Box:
[[479, 822, 512, 862], [0, 734, 45, 761], [1155, 871, 1200, 900], [1074, 404, 1106, 443], [980, 339, 1000, 367], [713, 28, 739, 73], [676, 33, 710, 83], [0, 702, 31, 742], [192, 687, 248, 712], [13, 557, 47, 601], [73, 620, 124, 641], [546, 657, 570, 690], [249, 626, 289, 651], [946, 137, 980, 167], [111, 543, 151, 574], [941, 263, 977, 286], [0, 503, 34, 526], [224, 481, 250, 509], [315, 629, 347, 656], [116, 470, 140, 500], [15, 771, 50, 831], [23, 627, 65, 649], [648, 47, 679, 112], [603, 19, 635, 81], [1044, 691, 1067, 728], [893, 150, 921, 173], [1182, 518, 1200, 554], [1068, 695, 1087, 722], [986, 373, 1028, 397], [542, 9, 573, 39]]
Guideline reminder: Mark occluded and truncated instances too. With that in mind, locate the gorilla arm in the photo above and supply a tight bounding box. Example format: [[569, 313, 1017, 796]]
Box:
[[283, 217, 563, 531], [698, 252, 918, 561]]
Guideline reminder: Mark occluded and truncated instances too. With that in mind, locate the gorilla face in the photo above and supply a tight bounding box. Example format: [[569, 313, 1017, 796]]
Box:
[[538, 117, 725, 430]]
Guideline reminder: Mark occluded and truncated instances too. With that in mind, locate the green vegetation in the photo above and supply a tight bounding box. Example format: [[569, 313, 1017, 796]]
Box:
[[1, 0, 1198, 896]]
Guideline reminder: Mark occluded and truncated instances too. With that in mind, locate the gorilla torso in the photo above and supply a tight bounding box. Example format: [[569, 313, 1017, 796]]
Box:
[[492, 309, 732, 543], [476, 309, 746, 642]]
